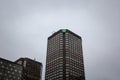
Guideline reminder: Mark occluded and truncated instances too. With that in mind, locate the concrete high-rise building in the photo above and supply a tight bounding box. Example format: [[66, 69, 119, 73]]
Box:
[[15, 58, 42, 80], [45, 29, 85, 80]]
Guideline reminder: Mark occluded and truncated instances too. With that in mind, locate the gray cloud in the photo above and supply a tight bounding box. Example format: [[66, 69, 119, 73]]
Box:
[[0, 0, 120, 80]]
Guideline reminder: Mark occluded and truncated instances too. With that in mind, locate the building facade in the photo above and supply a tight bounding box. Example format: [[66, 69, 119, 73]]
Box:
[[0, 58, 23, 80], [45, 29, 85, 80], [15, 58, 42, 80]]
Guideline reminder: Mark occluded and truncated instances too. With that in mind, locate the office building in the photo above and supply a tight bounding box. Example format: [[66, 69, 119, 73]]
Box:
[[0, 58, 23, 80], [45, 29, 85, 80], [0, 57, 42, 80], [15, 58, 42, 80]]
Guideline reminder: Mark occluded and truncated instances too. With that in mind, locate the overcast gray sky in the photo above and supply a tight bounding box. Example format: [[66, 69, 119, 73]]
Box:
[[0, 0, 120, 80]]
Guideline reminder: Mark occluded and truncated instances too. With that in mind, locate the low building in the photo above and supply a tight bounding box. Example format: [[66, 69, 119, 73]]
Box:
[[0, 58, 23, 80], [15, 58, 42, 80]]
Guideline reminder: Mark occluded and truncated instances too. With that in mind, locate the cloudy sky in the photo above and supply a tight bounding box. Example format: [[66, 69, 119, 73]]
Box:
[[0, 0, 120, 80]]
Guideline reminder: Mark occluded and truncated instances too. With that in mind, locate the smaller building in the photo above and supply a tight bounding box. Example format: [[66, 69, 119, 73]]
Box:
[[15, 58, 42, 80], [0, 58, 23, 80]]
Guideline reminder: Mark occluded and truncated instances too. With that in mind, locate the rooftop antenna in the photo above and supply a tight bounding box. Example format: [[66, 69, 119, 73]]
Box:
[[34, 58, 36, 61]]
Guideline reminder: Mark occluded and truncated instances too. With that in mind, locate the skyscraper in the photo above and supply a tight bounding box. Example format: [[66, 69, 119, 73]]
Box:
[[45, 29, 85, 80]]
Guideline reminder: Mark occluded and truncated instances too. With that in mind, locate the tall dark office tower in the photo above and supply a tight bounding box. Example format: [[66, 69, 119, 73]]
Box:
[[45, 29, 85, 80]]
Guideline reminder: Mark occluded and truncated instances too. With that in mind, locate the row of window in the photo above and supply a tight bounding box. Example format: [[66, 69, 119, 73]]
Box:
[[0, 62, 22, 70], [0, 77, 21, 80]]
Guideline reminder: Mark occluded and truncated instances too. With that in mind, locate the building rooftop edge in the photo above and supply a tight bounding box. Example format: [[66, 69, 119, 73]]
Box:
[[15, 57, 42, 66], [48, 29, 82, 40], [0, 57, 22, 66]]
